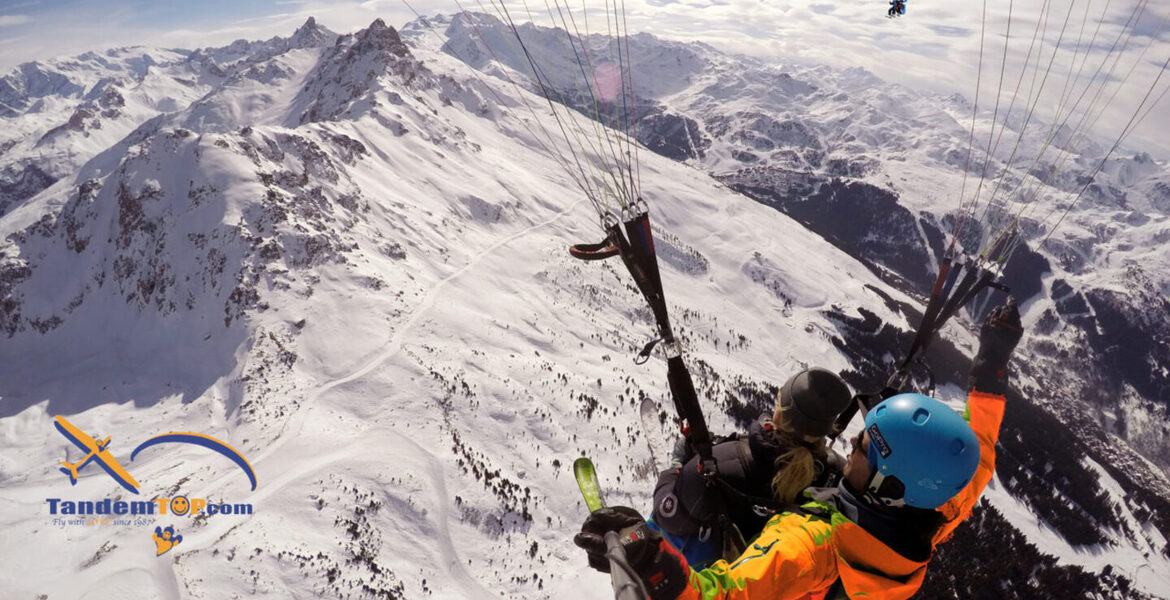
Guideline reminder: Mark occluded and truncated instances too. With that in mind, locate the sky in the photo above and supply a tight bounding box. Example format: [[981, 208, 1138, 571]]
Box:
[[0, 0, 1168, 157]]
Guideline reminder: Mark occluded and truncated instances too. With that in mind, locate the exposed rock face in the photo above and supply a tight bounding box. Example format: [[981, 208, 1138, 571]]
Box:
[[288, 16, 336, 50], [296, 19, 431, 124], [722, 170, 941, 295], [0, 164, 57, 216], [637, 109, 709, 161], [1, 124, 371, 338]]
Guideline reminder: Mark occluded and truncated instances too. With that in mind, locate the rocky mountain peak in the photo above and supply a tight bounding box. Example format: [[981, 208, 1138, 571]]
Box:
[[293, 19, 429, 124], [350, 18, 411, 59], [289, 16, 336, 49]]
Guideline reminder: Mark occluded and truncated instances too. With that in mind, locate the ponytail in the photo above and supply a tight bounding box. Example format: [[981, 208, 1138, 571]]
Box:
[[770, 405, 829, 504], [771, 444, 816, 504]]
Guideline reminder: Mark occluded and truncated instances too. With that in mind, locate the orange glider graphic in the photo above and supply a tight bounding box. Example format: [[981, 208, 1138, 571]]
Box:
[[54, 415, 140, 494]]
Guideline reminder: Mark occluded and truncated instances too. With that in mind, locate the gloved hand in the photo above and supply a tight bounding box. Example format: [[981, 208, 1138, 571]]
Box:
[[669, 433, 736, 469], [574, 506, 690, 600], [970, 298, 1024, 395]]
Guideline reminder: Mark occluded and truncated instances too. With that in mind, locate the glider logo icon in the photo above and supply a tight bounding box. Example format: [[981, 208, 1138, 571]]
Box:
[[46, 416, 258, 555], [51, 415, 258, 493], [54, 415, 141, 494], [131, 432, 258, 491]]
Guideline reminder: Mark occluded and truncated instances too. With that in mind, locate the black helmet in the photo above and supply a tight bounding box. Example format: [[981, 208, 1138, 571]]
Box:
[[777, 368, 852, 437]]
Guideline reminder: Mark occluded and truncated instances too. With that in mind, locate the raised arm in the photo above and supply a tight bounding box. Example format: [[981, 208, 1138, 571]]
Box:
[[934, 299, 1023, 543]]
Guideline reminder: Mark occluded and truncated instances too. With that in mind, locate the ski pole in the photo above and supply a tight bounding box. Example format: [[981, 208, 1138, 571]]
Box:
[[575, 458, 649, 600], [605, 530, 648, 600]]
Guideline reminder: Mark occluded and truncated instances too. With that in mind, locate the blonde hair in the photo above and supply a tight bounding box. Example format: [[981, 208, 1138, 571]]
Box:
[[769, 402, 829, 504]]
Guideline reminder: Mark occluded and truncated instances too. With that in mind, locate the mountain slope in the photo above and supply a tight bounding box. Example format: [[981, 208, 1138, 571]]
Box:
[[409, 16, 1170, 459], [1, 16, 1168, 600], [407, 11, 1170, 578]]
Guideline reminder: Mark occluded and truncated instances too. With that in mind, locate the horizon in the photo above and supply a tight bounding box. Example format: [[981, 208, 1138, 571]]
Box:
[[1, 1, 1168, 159]]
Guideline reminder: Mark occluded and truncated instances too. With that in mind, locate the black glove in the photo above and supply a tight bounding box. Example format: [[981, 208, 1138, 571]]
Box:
[[669, 433, 736, 469], [970, 298, 1024, 395], [574, 506, 690, 600]]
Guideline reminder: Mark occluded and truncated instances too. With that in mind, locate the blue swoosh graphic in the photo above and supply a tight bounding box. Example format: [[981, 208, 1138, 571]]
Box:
[[131, 433, 257, 491]]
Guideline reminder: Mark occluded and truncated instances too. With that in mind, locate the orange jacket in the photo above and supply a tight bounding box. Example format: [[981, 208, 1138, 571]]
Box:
[[674, 390, 1006, 600]]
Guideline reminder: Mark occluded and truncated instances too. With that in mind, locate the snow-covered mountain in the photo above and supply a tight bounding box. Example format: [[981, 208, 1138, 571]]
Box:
[[412, 7, 1170, 524], [414, 12, 1170, 427], [1, 15, 1168, 600]]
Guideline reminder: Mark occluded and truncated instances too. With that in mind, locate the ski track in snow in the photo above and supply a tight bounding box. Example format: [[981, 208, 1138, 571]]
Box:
[[232, 197, 584, 597], [152, 550, 182, 600], [252, 196, 584, 457], [384, 424, 502, 600], [181, 440, 356, 553], [191, 422, 507, 597]]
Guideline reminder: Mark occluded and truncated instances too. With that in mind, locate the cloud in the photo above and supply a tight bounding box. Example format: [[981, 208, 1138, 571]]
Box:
[[928, 25, 970, 38], [0, 14, 32, 27], [358, 0, 400, 9], [603, 0, 1170, 158], [0, 0, 1164, 157]]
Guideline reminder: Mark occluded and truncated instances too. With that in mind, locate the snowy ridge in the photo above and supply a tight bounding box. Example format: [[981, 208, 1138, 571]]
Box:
[[1, 17, 908, 599], [415, 10, 1170, 490], [1, 15, 1169, 600]]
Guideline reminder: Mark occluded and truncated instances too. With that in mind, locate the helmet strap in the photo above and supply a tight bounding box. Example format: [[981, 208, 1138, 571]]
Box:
[[865, 470, 908, 509]]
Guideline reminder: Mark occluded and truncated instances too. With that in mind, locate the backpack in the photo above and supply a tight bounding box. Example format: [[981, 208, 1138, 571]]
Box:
[[650, 415, 845, 567]]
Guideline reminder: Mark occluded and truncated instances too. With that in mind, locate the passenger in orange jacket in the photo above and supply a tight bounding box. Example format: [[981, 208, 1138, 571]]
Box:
[[575, 299, 1023, 600]]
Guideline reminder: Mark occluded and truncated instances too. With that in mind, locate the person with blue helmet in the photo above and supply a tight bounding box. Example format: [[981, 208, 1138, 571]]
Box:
[[575, 299, 1023, 600], [855, 391, 981, 510]]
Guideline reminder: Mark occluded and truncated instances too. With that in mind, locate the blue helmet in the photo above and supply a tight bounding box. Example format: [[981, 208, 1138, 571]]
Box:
[[862, 393, 980, 510]]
